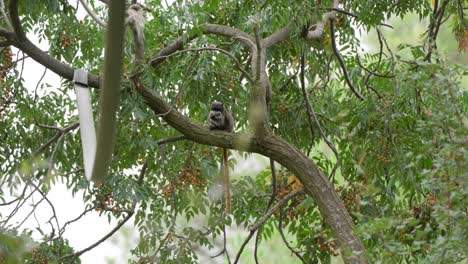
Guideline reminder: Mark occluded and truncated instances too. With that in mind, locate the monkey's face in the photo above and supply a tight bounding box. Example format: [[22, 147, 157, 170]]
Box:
[[210, 111, 222, 120], [210, 101, 224, 112]]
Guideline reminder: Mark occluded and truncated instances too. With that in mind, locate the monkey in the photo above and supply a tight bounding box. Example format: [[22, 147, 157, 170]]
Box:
[[209, 101, 234, 132], [208, 101, 234, 213], [126, 4, 145, 66]]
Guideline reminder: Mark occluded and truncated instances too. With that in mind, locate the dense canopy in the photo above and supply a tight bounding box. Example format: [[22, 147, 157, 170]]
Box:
[[0, 0, 467, 263]]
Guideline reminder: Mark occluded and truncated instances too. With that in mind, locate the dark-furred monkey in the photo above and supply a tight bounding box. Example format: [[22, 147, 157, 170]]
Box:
[[208, 101, 234, 213]]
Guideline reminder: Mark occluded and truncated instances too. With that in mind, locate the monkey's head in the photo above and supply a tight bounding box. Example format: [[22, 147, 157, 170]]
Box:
[[209, 100, 228, 130], [210, 101, 224, 116], [129, 4, 142, 11]]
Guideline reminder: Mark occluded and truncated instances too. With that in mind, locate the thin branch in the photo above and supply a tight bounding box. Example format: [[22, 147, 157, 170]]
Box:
[[278, 207, 307, 263], [238, 53, 252, 83], [254, 159, 277, 263], [61, 211, 133, 261], [378, 27, 398, 94], [152, 47, 254, 83], [31, 183, 61, 240], [356, 56, 394, 78], [33, 122, 79, 156], [0, 188, 36, 228], [301, 49, 340, 181], [233, 189, 304, 264], [156, 135, 186, 145], [16, 197, 45, 229], [300, 50, 315, 142], [328, 8, 393, 28], [0, 0, 12, 30], [150, 24, 254, 68], [0, 184, 28, 206], [329, 18, 364, 100], [249, 189, 304, 232], [59, 205, 97, 236], [253, 26, 262, 81], [78, 0, 107, 28], [233, 230, 256, 264], [61, 157, 147, 260]]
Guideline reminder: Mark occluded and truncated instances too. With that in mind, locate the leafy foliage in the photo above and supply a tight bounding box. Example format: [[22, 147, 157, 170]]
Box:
[[0, 0, 467, 263]]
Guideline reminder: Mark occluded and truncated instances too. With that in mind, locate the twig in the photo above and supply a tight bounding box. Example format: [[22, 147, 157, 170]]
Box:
[[59, 205, 97, 236], [211, 213, 231, 263], [300, 50, 315, 141], [61, 157, 148, 260], [1, 188, 36, 227], [33, 122, 79, 156], [329, 18, 364, 100], [156, 135, 186, 145], [278, 207, 307, 263], [356, 56, 394, 78], [253, 26, 262, 81], [300, 48, 340, 181], [0, 0, 12, 30], [78, 0, 107, 28], [233, 189, 304, 264], [254, 159, 277, 263], [151, 47, 254, 84], [328, 8, 393, 28], [0, 184, 28, 206], [249, 189, 304, 232], [16, 197, 45, 229], [378, 28, 398, 94]]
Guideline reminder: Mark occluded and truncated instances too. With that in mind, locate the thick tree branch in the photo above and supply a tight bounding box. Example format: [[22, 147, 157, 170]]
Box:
[[264, 24, 292, 48], [307, 0, 339, 39], [8, 0, 100, 87], [8, 0, 25, 41], [15, 32, 100, 86]]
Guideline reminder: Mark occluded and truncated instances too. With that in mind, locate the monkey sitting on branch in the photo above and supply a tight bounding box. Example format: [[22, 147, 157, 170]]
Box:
[[208, 101, 234, 213]]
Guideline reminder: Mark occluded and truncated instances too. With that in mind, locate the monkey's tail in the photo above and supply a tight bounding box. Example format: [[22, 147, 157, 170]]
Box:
[[222, 148, 231, 214]]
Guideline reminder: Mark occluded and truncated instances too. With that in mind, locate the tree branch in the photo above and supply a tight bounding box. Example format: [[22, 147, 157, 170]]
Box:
[[278, 207, 307, 263], [150, 23, 254, 68], [264, 24, 292, 48], [249, 189, 304, 232], [0, 0, 12, 30], [78, 0, 107, 28], [8, 0, 100, 87], [307, 0, 339, 39], [329, 18, 364, 100], [152, 47, 254, 83], [61, 157, 148, 260], [233, 189, 304, 264]]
